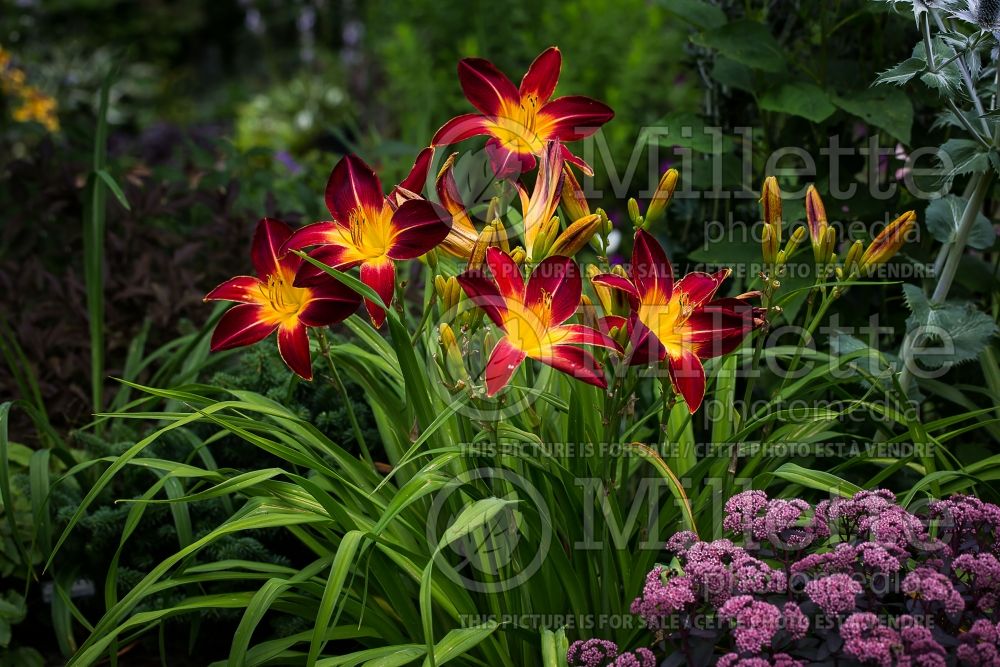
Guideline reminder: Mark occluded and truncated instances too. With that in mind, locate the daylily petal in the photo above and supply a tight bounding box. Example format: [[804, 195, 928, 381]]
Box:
[[484, 336, 527, 396], [625, 313, 667, 367], [520, 46, 561, 104], [435, 153, 480, 258], [631, 229, 674, 303], [456, 269, 507, 327], [360, 258, 395, 328], [591, 273, 640, 308], [525, 255, 581, 326], [486, 137, 536, 179], [293, 245, 365, 286], [277, 323, 313, 380], [251, 218, 297, 280], [205, 275, 263, 304], [539, 95, 614, 141], [559, 144, 594, 177], [431, 113, 492, 146], [282, 221, 347, 252], [674, 271, 723, 307], [299, 279, 362, 327], [387, 199, 451, 260], [325, 154, 385, 223], [549, 324, 621, 352], [486, 247, 525, 301], [458, 57, 520, 116], [538, 344, 607, 389], [668, 349, 706, 413], [397, 147, 434, 197], [210, 303, 277, 351]]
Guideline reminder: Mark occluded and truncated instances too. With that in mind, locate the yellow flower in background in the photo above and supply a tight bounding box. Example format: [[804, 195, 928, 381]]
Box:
[[1, 44, 60, 133], [12, 85, 59, 132]]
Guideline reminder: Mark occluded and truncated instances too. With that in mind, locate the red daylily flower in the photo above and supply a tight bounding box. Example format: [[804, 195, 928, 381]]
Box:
[[457, 247, 621, 396], [594, 229, 763, 413], [283, 153, 451, 328], [205, 218, 362, 380], [432, 46, 614, 178]]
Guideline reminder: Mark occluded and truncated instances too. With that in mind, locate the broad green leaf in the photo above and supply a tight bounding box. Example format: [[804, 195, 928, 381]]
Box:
[[903, 284, 998, 368], [652, 111, 732, 154], [759, 82, 836, 123], [875, 57, 925, 86], [833, 87, 914, 144], [691, 20, 786, 73], [925, 195, 995, 249], [711, 56, 754, 93], [937, 139, 993, 177], [657, 0, 726, 29]]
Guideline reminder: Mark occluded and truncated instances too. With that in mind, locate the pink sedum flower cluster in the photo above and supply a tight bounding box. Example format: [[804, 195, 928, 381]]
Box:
[[574, 490, 1000, 666]]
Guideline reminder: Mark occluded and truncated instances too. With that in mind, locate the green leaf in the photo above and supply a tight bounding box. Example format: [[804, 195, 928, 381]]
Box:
[[833, 87, 914, 144], [656, 0, 726, 29], [914, 39, 962, 97], [937, 139, 992, 177], [772, 463, 861, 497], [875, 57, 925, 86], [759, 82, 836, 123], [711, 56, 754, 93], [651, 111, 732, 154], [95, 169, 131, 211], [925, 195, 995, 249], [903, 284, 998, 368], [691, 20, 786, 73]]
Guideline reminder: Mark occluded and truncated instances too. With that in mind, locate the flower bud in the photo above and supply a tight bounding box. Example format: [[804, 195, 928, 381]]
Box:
[[780, 225, 807, 264], [843, 239, 865, 279], [627, 198, 642, 227], [859, 211, 916, 275], [550, 214, 603, 257], [468, 219, 510, 270], [644, 168, 679, 226], [435, 275, 463, 313], [439, 323, 469, 384], [761, 223, 778, 265], [509, 247, 527, 265], [760, 176, 783, 248], [530, 216, 562, 261], [560, 165, 590, 223], [587, 264, 613, 313]]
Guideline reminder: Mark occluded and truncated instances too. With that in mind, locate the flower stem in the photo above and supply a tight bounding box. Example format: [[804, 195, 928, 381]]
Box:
[[317, 327, 373, 468]]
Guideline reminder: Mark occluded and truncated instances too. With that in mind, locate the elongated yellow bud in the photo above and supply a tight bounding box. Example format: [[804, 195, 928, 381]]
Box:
[[644, 168, 680, 226], [627, 198, 642, 227], [859, 211, 917, 275], [560, 165, 590, 223], [435, 275, 463, 313], [550, 214, 603, 257], [587, 264, 613, 313], [761, 223, 778, 265], [843, 239, 865, 279], [760, 176, 783, 250], [509, 247, 527, 265], [531, 215, 562, 261], [781, 225, 807, 263], [468, 219, 510, 270], [439, 323, 469, 384]]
